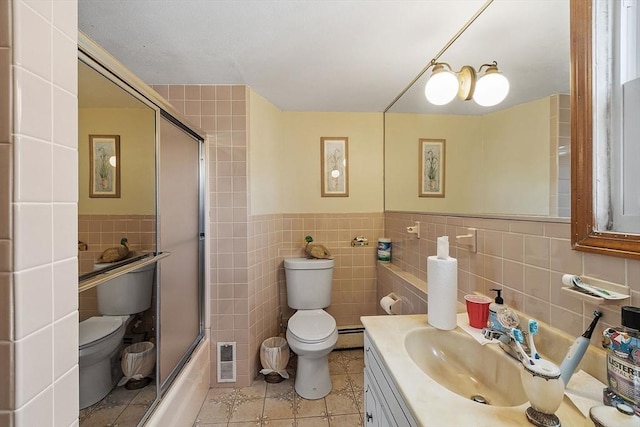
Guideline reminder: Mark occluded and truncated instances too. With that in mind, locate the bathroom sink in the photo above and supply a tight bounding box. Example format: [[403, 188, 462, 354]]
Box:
[[404, 327, 528, 407]]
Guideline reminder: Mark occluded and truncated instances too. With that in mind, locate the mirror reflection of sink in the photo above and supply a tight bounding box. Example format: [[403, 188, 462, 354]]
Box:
[[404, 327, 528, 407]]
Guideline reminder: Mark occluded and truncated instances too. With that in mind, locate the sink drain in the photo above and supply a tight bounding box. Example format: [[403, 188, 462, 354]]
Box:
[[470, 395, 489, 405]]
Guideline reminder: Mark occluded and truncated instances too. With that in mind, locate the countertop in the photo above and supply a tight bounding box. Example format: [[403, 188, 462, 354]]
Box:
[[361, 314, 589, 427]]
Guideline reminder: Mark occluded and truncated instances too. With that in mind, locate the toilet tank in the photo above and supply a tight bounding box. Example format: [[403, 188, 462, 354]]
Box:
[[284, 258, 334, 309], [97, 262, 156, 315]]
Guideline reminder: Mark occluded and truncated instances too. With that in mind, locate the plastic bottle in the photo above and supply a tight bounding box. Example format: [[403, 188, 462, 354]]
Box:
[[488, 288, 507, 331]]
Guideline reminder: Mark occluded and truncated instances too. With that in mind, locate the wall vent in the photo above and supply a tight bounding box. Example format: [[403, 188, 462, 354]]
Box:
[[217, 342, 236, 382]]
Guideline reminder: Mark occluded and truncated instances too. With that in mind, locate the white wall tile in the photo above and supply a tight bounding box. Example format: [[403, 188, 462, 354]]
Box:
[[14, 135, 52, 202], [14, 386, 53, 427], [54, 366, 78, 427], [14, 325, 53, 407], [13, 68, 52, 141], [53, 86, 78, 149], [53, 259, 78, 319], [13, 203, 53, 270], [53, 312, 77, 379], [53, 203, 77, 261], [52, 1, 77, 43], [14, 265, 52, 339], [13, 1, 51, 81], [52, 145, 78, 202], [52, 29, 76, 95]]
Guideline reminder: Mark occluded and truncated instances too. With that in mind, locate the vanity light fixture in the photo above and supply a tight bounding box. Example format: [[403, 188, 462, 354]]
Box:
[[424, 60, 509, 107]]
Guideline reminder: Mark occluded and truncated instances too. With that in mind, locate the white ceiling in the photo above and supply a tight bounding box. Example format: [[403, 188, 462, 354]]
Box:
[[78, 0, 570, 115]]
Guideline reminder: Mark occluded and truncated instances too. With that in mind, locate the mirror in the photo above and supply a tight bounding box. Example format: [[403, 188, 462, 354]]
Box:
[[78, 60, 157, 276], [384, 1, 570, 217], [571, 0, 640, 258]]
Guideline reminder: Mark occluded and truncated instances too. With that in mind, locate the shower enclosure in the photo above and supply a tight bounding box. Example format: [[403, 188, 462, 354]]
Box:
[[78, 32, 206, 424]]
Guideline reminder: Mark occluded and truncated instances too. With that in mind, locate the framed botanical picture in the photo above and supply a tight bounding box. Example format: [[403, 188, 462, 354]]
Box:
[[321, 137, 349, 197], [419, 138, 445, 197], [89, 135, 121, 198]]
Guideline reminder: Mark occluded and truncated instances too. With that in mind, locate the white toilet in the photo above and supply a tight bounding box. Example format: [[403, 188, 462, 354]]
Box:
[[79, 262, 155, 409], [284, 258, 338, 399]]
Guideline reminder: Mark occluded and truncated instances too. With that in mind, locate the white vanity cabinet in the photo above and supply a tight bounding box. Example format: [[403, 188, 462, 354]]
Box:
[[364, 333, 418, 427]]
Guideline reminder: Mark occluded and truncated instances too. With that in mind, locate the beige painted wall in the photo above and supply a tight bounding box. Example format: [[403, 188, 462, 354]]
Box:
[[481, 97, 550, 215], [385, 96, 551, 215], [281, 112, 384, 213], [248, 89, 285, 215], [385, 113, 484, 212], [79, 107, 156, 214]]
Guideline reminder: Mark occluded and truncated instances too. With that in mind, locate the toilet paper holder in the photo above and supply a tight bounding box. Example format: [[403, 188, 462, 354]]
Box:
[[380, 293, 402, 315]]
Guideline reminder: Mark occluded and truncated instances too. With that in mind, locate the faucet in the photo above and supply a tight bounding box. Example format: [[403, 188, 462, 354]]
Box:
[[482, 327, 531, 363]]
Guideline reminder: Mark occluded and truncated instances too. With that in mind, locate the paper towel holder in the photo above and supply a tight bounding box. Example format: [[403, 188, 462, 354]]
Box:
[[456, 228, 477, 253]]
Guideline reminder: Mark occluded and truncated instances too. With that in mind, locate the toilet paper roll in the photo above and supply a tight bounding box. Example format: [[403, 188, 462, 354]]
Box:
[[427, 255, 457, 330], [380, 294, 400, 315]]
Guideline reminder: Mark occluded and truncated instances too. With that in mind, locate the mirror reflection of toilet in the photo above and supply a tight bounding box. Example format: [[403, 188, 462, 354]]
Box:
[[284, 258, 338, 399], [78, 263, 155, 409]]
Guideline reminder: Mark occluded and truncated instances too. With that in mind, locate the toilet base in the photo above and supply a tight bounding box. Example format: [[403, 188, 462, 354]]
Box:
[[79, 341, 123, 409], [294, 354, 332, 400]]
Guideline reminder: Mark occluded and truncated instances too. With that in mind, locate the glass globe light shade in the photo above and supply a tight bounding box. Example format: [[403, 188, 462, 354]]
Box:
[[474, 68, 509, 107], [424, 65, 458, 105]]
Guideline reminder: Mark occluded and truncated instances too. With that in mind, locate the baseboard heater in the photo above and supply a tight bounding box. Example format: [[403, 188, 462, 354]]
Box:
[[336, 326, 365, 349]]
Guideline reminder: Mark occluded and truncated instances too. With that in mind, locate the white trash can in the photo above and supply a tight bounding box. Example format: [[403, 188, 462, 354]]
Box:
[[260, 337, 290, 383], [118, 341, 155, 389]]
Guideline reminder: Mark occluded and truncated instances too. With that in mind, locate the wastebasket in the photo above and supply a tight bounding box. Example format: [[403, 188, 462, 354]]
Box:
[[118, 341, 156, 389], [259, 337, 290, 383]]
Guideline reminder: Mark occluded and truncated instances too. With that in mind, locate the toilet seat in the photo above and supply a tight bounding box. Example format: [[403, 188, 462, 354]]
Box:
[[79, 316, 129, 350], [288, 310, 336, 344]]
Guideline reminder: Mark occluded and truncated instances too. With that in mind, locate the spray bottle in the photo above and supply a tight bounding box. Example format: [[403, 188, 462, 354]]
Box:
[[559, 310, 602, 387]]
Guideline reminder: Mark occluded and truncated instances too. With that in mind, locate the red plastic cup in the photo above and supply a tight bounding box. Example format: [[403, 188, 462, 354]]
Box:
[[464, 295, 492, 329]]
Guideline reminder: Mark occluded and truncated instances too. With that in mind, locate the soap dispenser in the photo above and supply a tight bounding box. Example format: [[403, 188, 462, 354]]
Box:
[[488, 288, 520, 332]]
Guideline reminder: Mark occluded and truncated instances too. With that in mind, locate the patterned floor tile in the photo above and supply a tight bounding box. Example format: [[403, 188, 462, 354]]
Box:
[[263, 396, 296, 420]]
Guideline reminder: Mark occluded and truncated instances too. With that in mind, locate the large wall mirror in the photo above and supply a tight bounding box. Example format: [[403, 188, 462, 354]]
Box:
[[571, 0, 640, 259], [77, 59, 158, 277], [385, 1, 570, 218]]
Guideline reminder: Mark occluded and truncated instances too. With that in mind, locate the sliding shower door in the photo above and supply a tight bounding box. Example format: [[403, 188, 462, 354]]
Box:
[[157, 113, 204, 392]]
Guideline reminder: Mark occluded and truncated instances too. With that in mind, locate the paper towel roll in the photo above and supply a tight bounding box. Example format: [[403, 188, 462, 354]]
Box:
[[380, 294, 400, 315], [427, 255, 457, 330]]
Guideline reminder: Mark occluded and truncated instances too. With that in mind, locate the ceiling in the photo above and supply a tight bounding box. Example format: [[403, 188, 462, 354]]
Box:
[[78, 0, 569, 115]]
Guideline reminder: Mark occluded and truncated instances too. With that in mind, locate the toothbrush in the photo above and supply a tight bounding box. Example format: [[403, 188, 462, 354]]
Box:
[[511, 328, 535, 366], [528, 319, 541, 360]]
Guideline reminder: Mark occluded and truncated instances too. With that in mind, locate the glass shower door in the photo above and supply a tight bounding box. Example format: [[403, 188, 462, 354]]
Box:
[[157, 114, 204, 392]]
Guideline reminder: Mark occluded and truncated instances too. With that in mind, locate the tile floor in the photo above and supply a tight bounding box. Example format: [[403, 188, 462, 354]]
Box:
[[193, 348, 365, 427], [79, 379, 156, 427]]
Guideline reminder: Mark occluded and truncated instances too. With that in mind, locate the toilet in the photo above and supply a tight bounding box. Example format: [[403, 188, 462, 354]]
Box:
[[79, 262, 155, 409], [284, 258, 338, 399]]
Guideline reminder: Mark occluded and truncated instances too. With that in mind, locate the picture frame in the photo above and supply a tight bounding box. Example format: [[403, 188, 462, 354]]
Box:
[[419, 138, 445, 197], [321, 137, 349, 197], [89, 135, 121, 198]]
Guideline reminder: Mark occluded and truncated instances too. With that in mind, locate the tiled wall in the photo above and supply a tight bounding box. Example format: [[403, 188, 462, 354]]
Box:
[[247, 214, 282, 381], [549, 94, 571, 218], [384, 212, 640, 342], [77, 214, 156, 274], [153, 84, 255, 386], [278, 213, 383, 327], [2, 0, 79, 426]]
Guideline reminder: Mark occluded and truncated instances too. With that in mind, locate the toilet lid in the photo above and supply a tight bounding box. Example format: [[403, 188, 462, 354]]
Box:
[[79, 316, 125, 347], [288, 310, 336, 343]]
